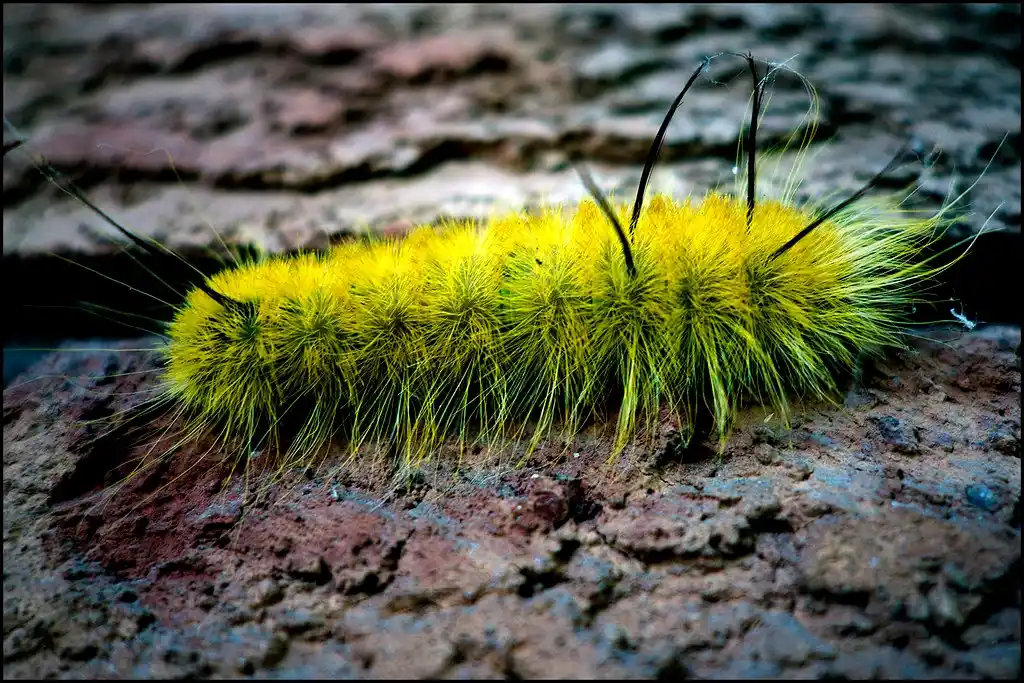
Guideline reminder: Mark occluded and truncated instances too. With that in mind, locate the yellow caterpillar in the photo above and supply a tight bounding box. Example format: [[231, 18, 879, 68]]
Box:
[[5, 53, 991, 485]]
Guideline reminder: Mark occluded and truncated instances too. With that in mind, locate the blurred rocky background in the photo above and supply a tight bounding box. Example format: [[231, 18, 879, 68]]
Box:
[[2, 4, 1020, 355]]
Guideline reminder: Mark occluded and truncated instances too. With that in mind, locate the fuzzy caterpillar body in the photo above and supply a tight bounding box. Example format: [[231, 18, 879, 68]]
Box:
[[165, 189, 944, 467], [6, 53, 973, 475]]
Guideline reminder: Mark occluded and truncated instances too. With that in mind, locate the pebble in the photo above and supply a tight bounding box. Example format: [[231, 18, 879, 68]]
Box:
[[965, 484, 1000, 512], [249, 579, 284, 610], [927, 585, 964, 630]]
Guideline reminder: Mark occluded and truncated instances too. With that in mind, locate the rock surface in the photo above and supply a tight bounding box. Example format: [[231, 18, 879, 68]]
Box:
[[4, 324, 1020, 679], [3, 3, 1019, 256], [3, 4, 1022, 680]]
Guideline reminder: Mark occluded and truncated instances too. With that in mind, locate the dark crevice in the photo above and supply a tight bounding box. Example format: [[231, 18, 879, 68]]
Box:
[[287, 556, 333, 586], [912, 231, 1022, 328], [651, 13, 747, 45], [2, 250, 229, 346], [747, 517, 795, 535], [4, 165, 203, 209], [808, 589, 872, 610], [167, 39, 268, 75], [572, 56, 674, 99], [515, 564, 567, 599]]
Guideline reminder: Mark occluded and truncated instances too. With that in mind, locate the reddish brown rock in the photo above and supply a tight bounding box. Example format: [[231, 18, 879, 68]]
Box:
[[4, 325, 1019, 679], [371, 33, 517, 84]]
